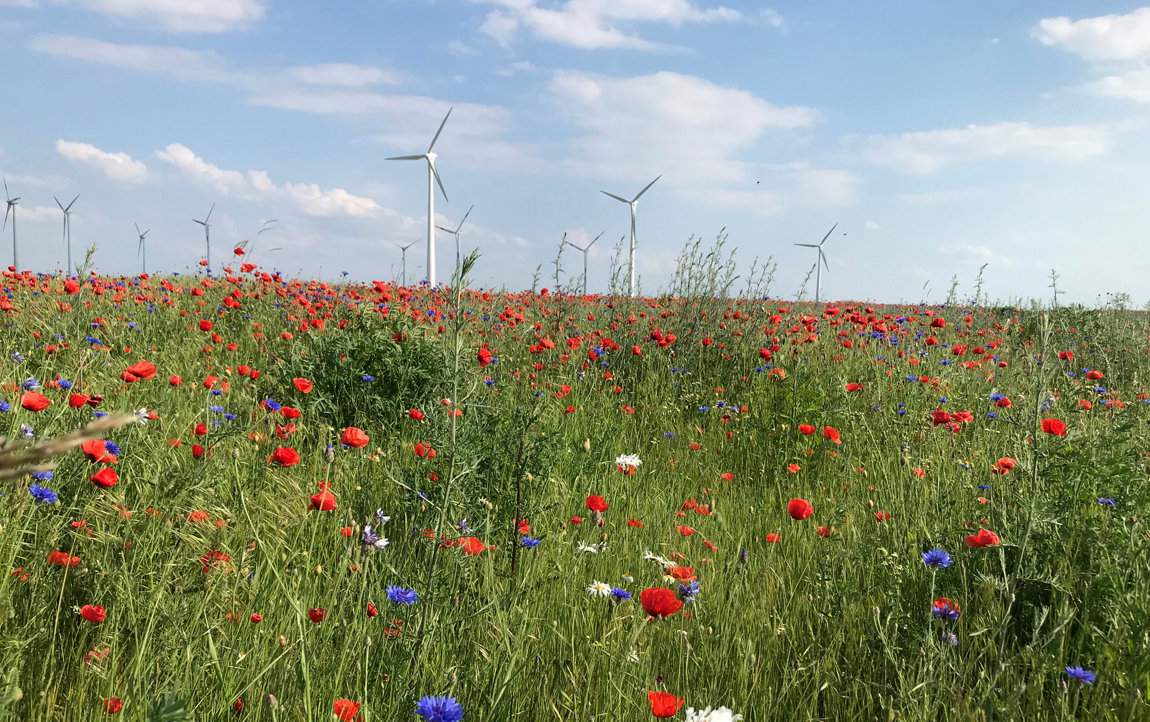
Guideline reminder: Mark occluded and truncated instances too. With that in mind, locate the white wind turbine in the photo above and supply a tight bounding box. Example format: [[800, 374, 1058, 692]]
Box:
[[387, 107, 452, 287], [135, 223, 150, 275], [193, 203, 215, 271], [601, 175, 660, 298], [396, 240, 417, 286], [3, 179, 20, 269], [54, 194, 79, 276], [794, 223, 837, 304], [562, 231, 603, 296], [436, 204, 473, 284]]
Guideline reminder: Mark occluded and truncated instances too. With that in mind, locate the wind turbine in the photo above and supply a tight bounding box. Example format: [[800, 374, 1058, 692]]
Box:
[[396, 240, 417, 286], [3, 179, 19, 269], [54, 194, 79, 276], [193, 203, 215, 271], [600, 175, 660, 298], [135, 223, 150, 275], [436, 204, 473, 284], [794, 223, 837, 304], [562, 231, 603, 296], [387, 107, 452, 287]]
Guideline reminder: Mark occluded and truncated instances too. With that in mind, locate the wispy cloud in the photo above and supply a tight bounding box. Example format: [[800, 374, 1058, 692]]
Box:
[[854, 122, 1113, 174], [473, 0, 740, 50], [17, 0, 266, 32]]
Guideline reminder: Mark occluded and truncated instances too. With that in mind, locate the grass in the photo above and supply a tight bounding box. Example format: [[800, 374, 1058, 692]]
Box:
[[0, 258, 1146, 721]]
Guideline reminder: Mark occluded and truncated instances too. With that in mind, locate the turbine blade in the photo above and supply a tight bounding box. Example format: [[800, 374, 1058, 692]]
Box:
[[67, 194, 79, 211], [457, 204, 473, 232], [387, 154, 425, 161], [205, 203, 215, 223], [794, 243, 818, 248], [590, 231, 604, 247], [428, 106, 453, 153], [193, 219, 206, 226], [600, 191, 629, 204], [430, 161, 448, 202], [2, 178, 7, 199], [818, 222, 838, 247], [435, 225, 454, 234], [2, 205, 8, 231], [632, 174, 661, 201], [55, 196, 64, 211], [820, 249, 830, 272], [135, 222, 141, 236]]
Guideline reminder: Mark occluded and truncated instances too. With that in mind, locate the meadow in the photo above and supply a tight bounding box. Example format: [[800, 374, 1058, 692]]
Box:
[[0, 249, 1147, 721]]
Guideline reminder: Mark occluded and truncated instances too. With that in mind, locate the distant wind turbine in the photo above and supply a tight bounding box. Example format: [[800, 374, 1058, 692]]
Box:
[[794, 223, 838, 304], [436, 204, 473, 283], [387, 106, 452, 287], [601, 175, 660, 298], [562, 231, 603, 296], [54, 194, 79, 276], [396, 240, 417, 286], [193, 203, 215, 271], [3, 179, 20, 269], [135, 223, 150, 275]]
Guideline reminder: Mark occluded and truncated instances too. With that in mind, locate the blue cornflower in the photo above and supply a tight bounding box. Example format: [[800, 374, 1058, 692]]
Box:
[[921, 548, 952, 569], [30, 470, 53, 481], [29, 484, 58, 504], [520, 535, 541, 548], [986, 411, 999, 420], [1065, 666, 1096, 685], [677, 580, 701, 603], [484, 378, 496, 387], [209, 405, 226, 413], [57, 379, 73, 390], [361, 374, 376, 382], [663, 431, 676, 438], [416, 695, 464, 722], [1097, 497, 1116, 507], [93, 410, 108, 418], [264, 398, 282, 412], [386, 585, 420, 605], [697, 405, 710, 414], [610, 587, 632, 601], [932, 599, 961, 621], [22, 377, 39, 390], [104, 440, 122, 456]]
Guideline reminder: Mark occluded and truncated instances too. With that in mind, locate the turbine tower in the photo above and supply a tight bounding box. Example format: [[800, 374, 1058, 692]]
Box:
[[54, 194, 79, 276], [396, 241, 417, 286], [436, 204, 473, 284], [387, 107, 452, 287], [193, 203, 215, 271], [3, 179, 19, 270], [135, 223, 150, 275], [601, 175, 660, 298], [562, 231, 603, 296], [794, 223, 837, 304]]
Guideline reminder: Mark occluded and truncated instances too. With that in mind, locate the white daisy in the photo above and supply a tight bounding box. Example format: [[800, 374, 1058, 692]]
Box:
[[586, 581, 611, 598], [615, 453, 642, 469], [685, 707, 743, 722]]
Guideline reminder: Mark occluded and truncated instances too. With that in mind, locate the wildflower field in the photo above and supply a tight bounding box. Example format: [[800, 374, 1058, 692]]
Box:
[[1, 259, 1148, 721]]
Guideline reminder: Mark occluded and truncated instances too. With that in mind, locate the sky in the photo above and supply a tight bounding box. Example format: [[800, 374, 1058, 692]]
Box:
[[1, 1, 1149, 304]]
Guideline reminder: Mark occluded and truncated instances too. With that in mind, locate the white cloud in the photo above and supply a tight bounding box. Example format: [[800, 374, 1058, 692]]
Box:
[[939, 244, 1012, 267], [1034, 8, 1150, 62], [1093, 68, 1150, 102], [289, 63, 399, 87], [56, 140, 149, 183], [72, 0, 265, 32], [475, 0, 740, 50], [155, 143, 381, 218], [549, 70, 817, 184], [30, 35, 231, 83], [856, 122, 1112, 174], [864, 220, 880, 230]]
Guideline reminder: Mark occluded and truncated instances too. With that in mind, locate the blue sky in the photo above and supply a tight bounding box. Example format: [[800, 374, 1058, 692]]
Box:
[[1, 1, 1148, 303]]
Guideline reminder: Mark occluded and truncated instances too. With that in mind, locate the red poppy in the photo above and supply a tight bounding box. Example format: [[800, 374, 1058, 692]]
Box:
[[332, 699, 361, 721], [81, 439, 117, 464], [845, 382, 864, 392], [310, 483, 337, 512], [68, 393, 90, 408], [123, 360, 157, 381], [456, 536, 492, 555], [798, 424, 815, 435], [993, 457, 1017, 474], [270, 447, 301, 467], [477, 345, 494, 367], [765, 532, 781, 544], [20, 391, 51, 412], [822, 426, 841, 445], [90, 467, 119, 489], [47, 550, 80, 567], [408, 408, 425, 421], [640, 587, 683, 619], [80, 604, 106, 624], [340, 427, 369, 448], [103, 697, 123, 715], [787, 498, 813, 521], [292, 377, 314, 394], [307, 607, 327, 623], [648, 690, 685, 718], [1040, 418, 1067, 437], [585, 495, 608, 513], [964, 528, 1001, 548]]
